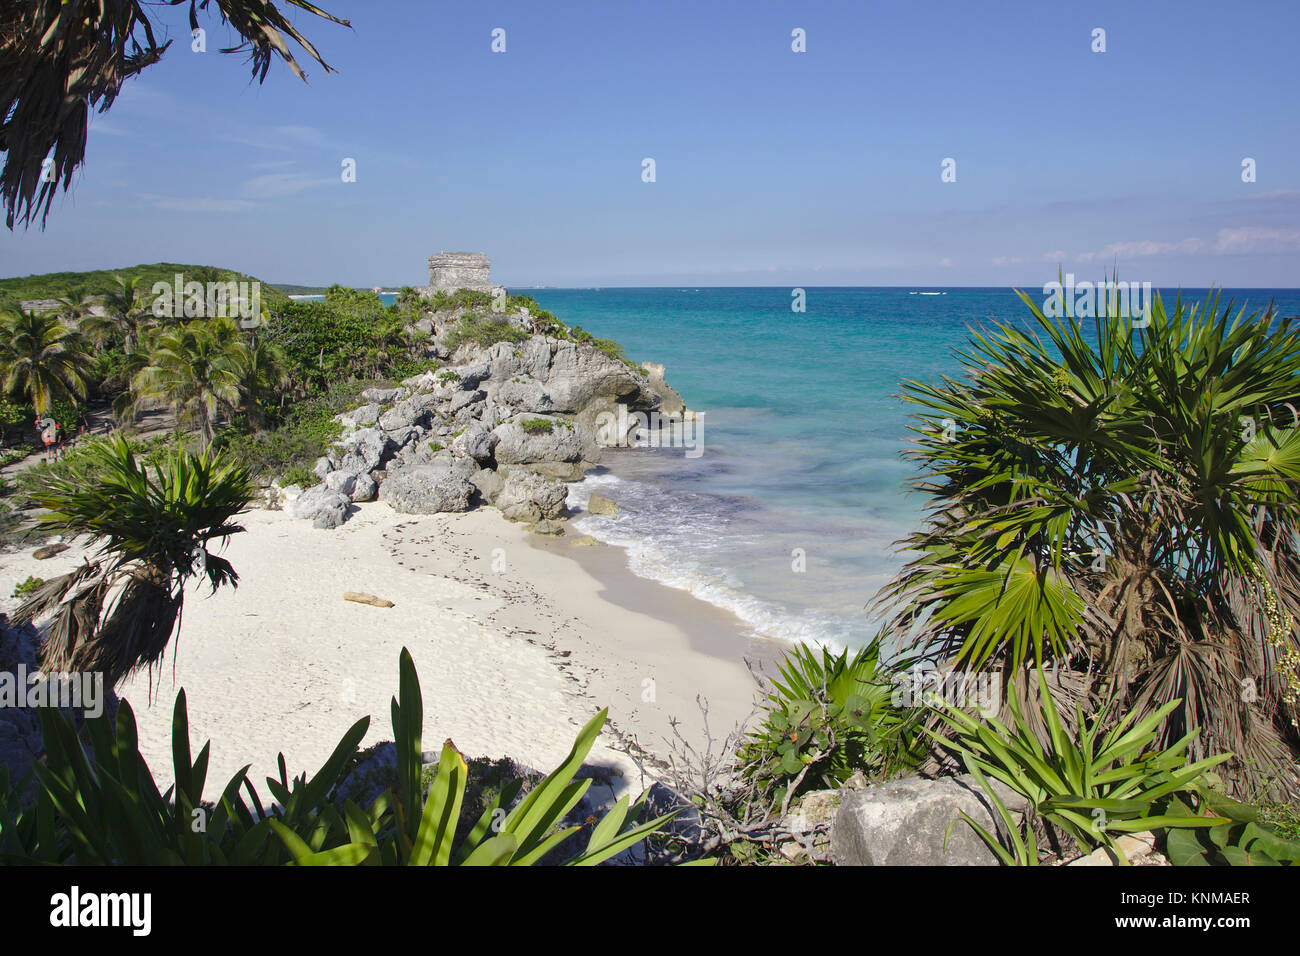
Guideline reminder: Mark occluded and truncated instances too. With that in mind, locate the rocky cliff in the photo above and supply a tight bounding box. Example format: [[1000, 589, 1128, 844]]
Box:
[[275, 303, 687, 533]]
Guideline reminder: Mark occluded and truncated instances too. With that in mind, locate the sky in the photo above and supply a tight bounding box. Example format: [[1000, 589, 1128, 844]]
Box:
[[1, 0, 1298, 288]]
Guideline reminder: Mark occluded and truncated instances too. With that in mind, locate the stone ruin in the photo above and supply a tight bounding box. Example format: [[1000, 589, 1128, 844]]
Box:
[[419, 252, 503, 298]]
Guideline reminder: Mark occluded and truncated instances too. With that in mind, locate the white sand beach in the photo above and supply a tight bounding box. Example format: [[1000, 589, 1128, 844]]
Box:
[[0, 502, 769, 801]]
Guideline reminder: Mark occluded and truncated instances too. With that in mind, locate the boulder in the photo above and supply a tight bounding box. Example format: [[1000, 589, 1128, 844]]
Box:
[[333, 428, 394, 475], [469, 467, 505, 505], [350, 473, 378, 502], [587, 493, 619, 516], [496, 375, 555, 413], [379, 463, 474, 514], [342, 403, 381, 427], [378, 393, 442, 432], [313, 456, 333, 480], [491, 415, 599, 481], [32, 543, 69, 560], [323, 470, 358, 496], [452, 422, 499, 464], [529, 518, 567, 535], [447, 388, 486, 415], [543, 341, 660, 426], [314, 502, 350, 530], [457, 360, 492, 389], [496, 470, 569, 523], [286, 485, 352, 528], [830, 774, 1028, 866], [362, 386, 405, 404]]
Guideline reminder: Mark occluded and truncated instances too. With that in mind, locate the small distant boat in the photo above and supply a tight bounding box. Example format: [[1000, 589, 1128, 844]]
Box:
[[920, 291, 943, 296]]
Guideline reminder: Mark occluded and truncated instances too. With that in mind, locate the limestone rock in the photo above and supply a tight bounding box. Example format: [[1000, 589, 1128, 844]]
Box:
[[287, 485, 352, 528], [362, 387, 405, 404], [340, 403, 381, 427], [323, 470, 358, 497], [469, 467, 505, 505], [496, 375, 555, 413], [452, 422, 499, 464], [333, 428, 394, 475], [491, 415, 599, 480], [496, 470, 569, 523], [528, 518, 567, 535], [830, 774, 1029, 866], [350, 473, 378, 502], [587, 493, 619, 516], [379, 463, 474, 514]]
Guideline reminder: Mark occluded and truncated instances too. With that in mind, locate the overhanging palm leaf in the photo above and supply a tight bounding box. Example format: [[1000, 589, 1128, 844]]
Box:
[[1, 1, 350, 228]]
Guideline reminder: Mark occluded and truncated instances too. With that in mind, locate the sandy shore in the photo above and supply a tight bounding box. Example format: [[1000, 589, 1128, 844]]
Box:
[[0, 502, 772, 801]]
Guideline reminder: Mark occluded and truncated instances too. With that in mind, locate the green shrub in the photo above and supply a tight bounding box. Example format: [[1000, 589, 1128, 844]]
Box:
[[279, 465, 317, 489], [1163, 793, 1300, 865], [10, 575, 44, 599], [520, 418, 555, 435], [215, 383, 366, 482], [738, 638, 921, 809], [442, 313, 528, 351]]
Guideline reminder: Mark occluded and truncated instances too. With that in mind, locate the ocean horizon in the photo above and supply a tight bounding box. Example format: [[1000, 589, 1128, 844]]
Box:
[[501, 285, 1300, 651]]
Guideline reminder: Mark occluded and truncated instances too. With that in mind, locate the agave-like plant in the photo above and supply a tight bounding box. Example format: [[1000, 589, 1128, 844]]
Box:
[[881, 286, 1300, 797], [12, 436, 252, 689], [0, 648, 680, 866], [270, 648, 680, 866], [933, 667, 1231, 865]]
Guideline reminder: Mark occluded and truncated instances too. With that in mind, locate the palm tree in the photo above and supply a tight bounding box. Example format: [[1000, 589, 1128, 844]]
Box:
[[13, 437, 252, 689], [89, 274, 154, 352], [0, 307, 93, 416], [3, 1, 350, 229], [130, 320, 244, 451], [53, 284, 98, 324], [230, 329, 290, 428], [883, 288, 1300, 799], [395, 286, 426, 314]]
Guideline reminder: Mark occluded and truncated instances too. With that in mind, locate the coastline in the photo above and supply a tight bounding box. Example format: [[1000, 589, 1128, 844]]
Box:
[[0, 501, 766, 801]]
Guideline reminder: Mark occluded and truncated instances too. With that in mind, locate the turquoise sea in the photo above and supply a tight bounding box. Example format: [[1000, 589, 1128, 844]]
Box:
[[513, 286, 1300, 651]]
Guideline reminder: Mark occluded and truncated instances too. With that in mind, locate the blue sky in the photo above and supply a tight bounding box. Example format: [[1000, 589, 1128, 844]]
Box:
[[2, 0, 1298, 287]]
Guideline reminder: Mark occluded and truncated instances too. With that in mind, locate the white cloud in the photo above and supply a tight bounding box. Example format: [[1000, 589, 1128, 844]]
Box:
[[1212, 226, 1300, 253], [239, 170, 334, 199]]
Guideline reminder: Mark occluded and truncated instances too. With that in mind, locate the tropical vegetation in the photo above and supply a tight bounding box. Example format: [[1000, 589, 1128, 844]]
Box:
[[0, 647, 679, 866], [880, 289, 1300, 799]]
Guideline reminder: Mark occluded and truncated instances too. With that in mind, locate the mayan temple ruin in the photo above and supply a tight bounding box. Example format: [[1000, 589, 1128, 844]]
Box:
[[419, 252, 502, 298]]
